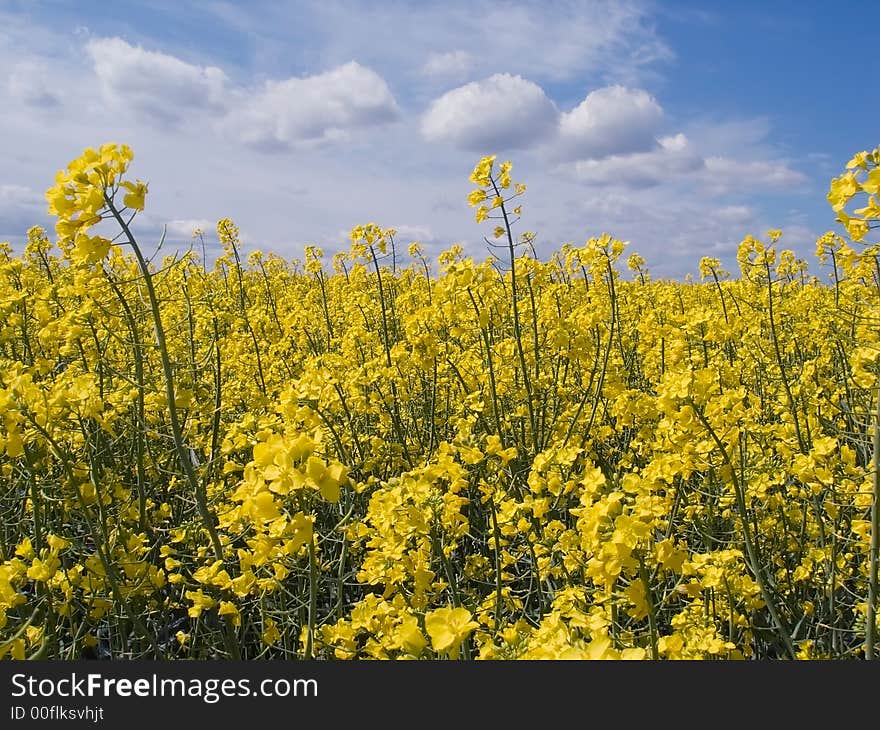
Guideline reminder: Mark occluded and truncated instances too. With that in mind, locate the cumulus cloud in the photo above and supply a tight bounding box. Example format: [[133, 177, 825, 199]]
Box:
[[262, 0, 671, 86], [0, 8, 818, 278], [0, 184, 49, 239], [226, 61, 400, 150], [420, 73, 558, 151], [558, 85, 664, 160], [0, 184, 43, 207], [555, 95, 806, 201], [164, 218, 216, 237], [86, 37, 229, 125], [700, 157, 808, 195], [83, 38, 400, 148], [567, 188, 764, 274], [7, 62, 62, 108], [421, 50, 473, 79], [715, 205, 754, 224], [391, 224, 435, 242], [568, 133, 703, 187]]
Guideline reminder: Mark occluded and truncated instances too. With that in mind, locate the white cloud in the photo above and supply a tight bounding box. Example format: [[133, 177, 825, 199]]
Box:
[[0, 184, 48, 240], [770, 224, 820, 254], [715, 205, 754, 224], [700, 157, 808, 195], [238, 1, 671, 86], [567, 133, 703, 187], [558, 110, 807, 202], [0, 184, 43, 207], [86, 37, 228, 124], [7, 62, 62, 108], [687, 117, 774, 156], [0, 5, 826, 278], [164, 218, 216, 237], [561, 187, 763, 275], [391, 224, 435, 242], [421, 50, 473, 79], [558, 85, 664, 160], [83, 38, 400, 149], [421, 73, 558, 151], [226, 61, 400, 149]]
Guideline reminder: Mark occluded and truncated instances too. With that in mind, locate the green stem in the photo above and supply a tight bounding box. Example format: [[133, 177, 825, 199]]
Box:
[[491, 177, 537, 455], [489, 495, 503, 634], [305, 537, 318, 660], [866, 382, 880, 659], [105, 198, 224, 563], [638, 554, 659, 660], [690, 398, 796, 659]]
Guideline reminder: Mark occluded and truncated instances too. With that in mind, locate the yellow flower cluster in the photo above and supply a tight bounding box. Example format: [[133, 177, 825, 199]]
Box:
[[44, 143, 147, 265], [827, 146, 880, 241], [0, 143, 878, 660]]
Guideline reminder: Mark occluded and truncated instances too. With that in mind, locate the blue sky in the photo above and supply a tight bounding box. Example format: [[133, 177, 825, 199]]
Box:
[[0, 0, 877, 278]]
